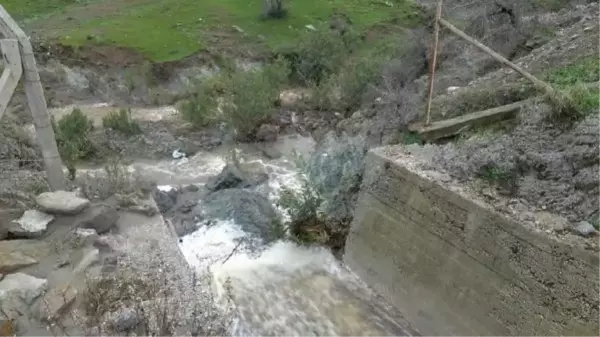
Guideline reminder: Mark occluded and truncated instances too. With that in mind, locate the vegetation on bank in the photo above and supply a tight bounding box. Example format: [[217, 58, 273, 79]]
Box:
[[4, 0, 424, 62], [179, 26, 424, 140]]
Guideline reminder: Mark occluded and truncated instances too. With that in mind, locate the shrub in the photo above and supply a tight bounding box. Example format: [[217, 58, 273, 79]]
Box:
[[278, 178, 328, 245], [179, 86, 220, 128], [222, 58, 290, 139], [336, 55, 384, 111], [54, 107, 96, 164], [102, 108, 141, 135], [307, 31, 427, 113], [181, 60, 289, 138], [283, 28, 354, 85]]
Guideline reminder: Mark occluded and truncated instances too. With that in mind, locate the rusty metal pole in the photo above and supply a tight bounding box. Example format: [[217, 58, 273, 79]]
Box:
[[424, 0, 444, 126]]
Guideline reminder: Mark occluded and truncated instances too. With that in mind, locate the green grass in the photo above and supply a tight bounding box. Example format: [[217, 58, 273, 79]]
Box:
[[2, 0, 90, 20], [544, 57, 600, 121], [546, 56, 600, 86], [4, 0, 423, 62]]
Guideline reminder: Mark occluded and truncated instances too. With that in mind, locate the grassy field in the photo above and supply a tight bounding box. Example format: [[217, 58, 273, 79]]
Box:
[[3, 0, 423, 62]]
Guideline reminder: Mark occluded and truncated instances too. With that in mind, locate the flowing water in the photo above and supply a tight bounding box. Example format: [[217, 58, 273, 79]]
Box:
[[168, 136, 416, 336], [60, 103, 417, 336]]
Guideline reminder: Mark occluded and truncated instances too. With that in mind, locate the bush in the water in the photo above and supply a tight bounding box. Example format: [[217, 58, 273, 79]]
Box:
[[102, 108, 142, 136], [277, 178, 328, 245]]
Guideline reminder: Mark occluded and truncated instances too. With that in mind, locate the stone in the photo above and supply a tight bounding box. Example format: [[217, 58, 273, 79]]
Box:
[[108, 307, 138, 332], [74, 228, 99, 242], [9, 210, 54, 238], [279, 89, 308, 108], [152, 187, 178, 213], [73, 248, 100, 274], [201, 189, 279, 238], [446, 86, 461, 94], [79, 205, 119, 234], [206, 163, 269, 192], [536, 212, 569, 233], [0, 273, 47, 307], [88, 326, 101, 336], [255, 124, 279, 142], [36, 191, 90, 215], [36, 284, 77, 320], [115, 194, 158, 217], [573, 221, 596, 237], [0, 250, 38, 274]]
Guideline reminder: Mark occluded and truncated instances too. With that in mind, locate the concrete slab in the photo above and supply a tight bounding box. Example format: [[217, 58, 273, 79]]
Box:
[[344, 147, 599, 336]]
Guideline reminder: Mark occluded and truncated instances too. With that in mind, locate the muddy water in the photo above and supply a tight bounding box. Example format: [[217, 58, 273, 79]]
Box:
[[55, 104, 418, 336], [153, 136, 416, 336]]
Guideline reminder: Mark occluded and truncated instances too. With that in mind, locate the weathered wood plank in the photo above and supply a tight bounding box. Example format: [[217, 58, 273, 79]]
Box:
[[0, 5, 65, 190], [0, 6, 27, 40], [0, 39, 22, 119], [410, 100, 527, 141]]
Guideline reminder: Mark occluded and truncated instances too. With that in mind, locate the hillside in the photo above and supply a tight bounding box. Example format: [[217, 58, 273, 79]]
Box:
[[4, 0, 423, 62]]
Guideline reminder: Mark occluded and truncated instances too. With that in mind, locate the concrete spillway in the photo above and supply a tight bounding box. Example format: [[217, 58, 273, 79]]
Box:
[[344, 146, 599, 336]]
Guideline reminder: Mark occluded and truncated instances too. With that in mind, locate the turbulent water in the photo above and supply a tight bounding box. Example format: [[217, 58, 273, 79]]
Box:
[[68, 104, 417, 335], [159, 135, 415, 336]]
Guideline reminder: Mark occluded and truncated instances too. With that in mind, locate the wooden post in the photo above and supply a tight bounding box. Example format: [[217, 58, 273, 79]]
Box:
[[439, 18, 558, 96], [0, 5, 65, 191], [0, 39, 21, 118], [424, 0, 444, 126]]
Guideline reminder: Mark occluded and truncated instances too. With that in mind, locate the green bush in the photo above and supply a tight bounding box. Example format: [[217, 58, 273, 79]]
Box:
[[222, 58, 290, 139], [181, 59, 289, 139], [102, 108, 142, 135], [337, 56, 384, 111], [278, 179, 328, 245], [54, 107, 96, 164], [284, 28, 356, 85], [179, 86, 220, 128]]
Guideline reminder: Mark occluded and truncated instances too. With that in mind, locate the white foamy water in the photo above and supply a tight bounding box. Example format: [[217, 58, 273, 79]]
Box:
[[175, 149, 416, 336], [179, 219, 415, 336]]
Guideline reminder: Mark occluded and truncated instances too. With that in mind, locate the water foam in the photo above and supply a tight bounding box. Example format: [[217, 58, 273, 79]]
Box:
[[172, 143, 413, 336]]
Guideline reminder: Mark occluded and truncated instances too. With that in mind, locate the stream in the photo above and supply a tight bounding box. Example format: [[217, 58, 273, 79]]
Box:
[[159, 135, 416, 336], [51, 104, 418, 336]]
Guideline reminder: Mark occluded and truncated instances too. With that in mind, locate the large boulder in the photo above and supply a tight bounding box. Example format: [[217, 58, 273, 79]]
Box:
[[201, 189, 279, 239], [0, 250, 37, 274], [35, 284, 78, 321], [9, 210, 54, 238], [36, 191, 90, 215], [0, 273, 47, 317]]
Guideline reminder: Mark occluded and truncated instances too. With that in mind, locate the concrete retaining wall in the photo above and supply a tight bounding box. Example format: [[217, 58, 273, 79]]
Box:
[[344, 148, 599, 336]]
